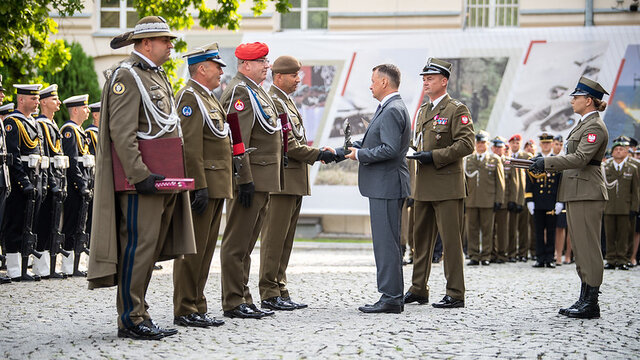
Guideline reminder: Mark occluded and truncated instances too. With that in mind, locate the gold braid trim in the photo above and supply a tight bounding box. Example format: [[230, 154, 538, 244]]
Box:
[[73, 127, 89, 155], [39, 121, 62, 153], [14, 119, 39, 149], [89, 130, 98, 151]]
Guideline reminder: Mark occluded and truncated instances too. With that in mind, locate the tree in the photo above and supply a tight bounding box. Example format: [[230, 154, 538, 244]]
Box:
[[0, 0, 84, 97], [42, 41, 101, 126]]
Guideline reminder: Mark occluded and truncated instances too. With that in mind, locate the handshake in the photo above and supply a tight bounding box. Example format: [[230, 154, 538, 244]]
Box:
[[317, 146, 338, 164]]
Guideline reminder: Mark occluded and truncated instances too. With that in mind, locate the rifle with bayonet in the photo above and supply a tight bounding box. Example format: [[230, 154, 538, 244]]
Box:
[[72, 188, 92, 277], [21, 190, 42, 280]]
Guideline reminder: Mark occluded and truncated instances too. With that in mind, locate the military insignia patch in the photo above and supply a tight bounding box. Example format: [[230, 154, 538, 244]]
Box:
[[461, 115, 470, 125], [234, 100, 245, 111], [5, 124, 11, 132], [113, 82, 125, 95], [587, 133, 597, 143], [182, 106, 192, 117], [65, 132, 72, 138]]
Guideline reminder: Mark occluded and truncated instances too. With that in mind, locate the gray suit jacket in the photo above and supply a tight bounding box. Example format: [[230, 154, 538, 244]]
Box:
[[339, 94, 411, 199]]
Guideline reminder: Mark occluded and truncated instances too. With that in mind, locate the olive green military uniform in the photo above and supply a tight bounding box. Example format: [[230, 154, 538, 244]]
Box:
[[258, 85, 319, 301], [603, 158, 639, 266], [173, 79, 233, 316], [494, 155, 515, 261], [410, 94, 475, 301], [401, 160, 417, 259], [87, 53, 196, 330], [626, 156, 640, 262], [464, 152, 505, 261], [545, 112, 609, 287], [219, 73, 283, 311], [510, 150, 532, 259]]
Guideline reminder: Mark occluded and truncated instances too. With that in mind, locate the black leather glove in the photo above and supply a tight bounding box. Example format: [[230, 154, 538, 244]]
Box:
[[529, 157, 545, 174], [507, 201, 517, 213], [22, 182, 35, 197], [191, 188, 209, 215], [493, 202, 502, 212], [406, 198, 415, 207], [516, 204, 523, 213], [407, 151, 433, 164], [317, 150, 336, 163], [630, 210, 639, 220], [135, 173, 165, 195], [238, 182, 255, 208]]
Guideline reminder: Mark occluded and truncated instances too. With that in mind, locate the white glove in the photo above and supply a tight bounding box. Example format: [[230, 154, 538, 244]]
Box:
[[527, 202, 535, 215], [555, 202, 564, 215]]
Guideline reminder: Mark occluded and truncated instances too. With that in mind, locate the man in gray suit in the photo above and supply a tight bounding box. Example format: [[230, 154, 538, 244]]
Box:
[[337, 64, 411, 313]]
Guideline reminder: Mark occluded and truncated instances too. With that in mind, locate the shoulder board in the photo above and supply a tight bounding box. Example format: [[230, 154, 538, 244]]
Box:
[[627, 162, 638, 169], [450, 99, 463, 107], [420, 102, 430, 108]]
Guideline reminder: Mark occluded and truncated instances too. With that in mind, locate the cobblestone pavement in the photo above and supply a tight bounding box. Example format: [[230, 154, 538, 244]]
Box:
[[1, 242, 639, 359]]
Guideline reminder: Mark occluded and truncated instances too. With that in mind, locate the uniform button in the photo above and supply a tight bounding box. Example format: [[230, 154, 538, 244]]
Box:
[[540, 190, 543, 194]]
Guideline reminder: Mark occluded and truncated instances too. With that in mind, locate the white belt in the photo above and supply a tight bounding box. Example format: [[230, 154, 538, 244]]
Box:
[[77, 154, 95, 168], [40, 156, 50, 169], [20, 154, 42, 169], [53, 155, 70, 169]]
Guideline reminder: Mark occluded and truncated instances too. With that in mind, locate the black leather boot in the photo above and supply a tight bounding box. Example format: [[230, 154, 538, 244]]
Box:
[[566, 285, 600, 319], [20, 257, 41, 282], [559, 283, 585, 315]]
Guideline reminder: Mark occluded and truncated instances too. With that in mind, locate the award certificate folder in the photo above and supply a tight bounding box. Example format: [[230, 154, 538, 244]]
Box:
[[111, 137, 192, 192]]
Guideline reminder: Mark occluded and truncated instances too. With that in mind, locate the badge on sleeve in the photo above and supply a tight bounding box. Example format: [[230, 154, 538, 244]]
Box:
[[587, 133, 597, 143], [65, 131, 72, 138], [181, 106, 192, 117], [461, 115, 470, 125], [113, 82, 125, 95], [234, 100, 245, 111], [5, 124, 11, 132]]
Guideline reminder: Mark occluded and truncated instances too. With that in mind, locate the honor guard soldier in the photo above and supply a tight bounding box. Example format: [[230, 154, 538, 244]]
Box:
[[88, 16, 196, 340], [623, 137, 640, 267], [464, 131, 505, 266], [3, 84, 45, 282], [507, 134, 531, 262], [529, 76, 609, 319], [405, 58, 475, 309], [172, 43, 230, 328], [85, 102, 100, 236], [60, 94, 93, 277], [259, 55, 335, 311], [0, 77, 11, 284], [219, 42, 284, 319], [0, 103, 14, 119], [34, 85, 69, 279], [491, 136, 511, 263], [525, 133, 563, 268], [603, 137, 639, 270]]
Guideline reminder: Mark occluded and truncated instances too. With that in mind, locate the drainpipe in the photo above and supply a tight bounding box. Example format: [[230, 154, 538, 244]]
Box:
[[585, 0, 594, 26]]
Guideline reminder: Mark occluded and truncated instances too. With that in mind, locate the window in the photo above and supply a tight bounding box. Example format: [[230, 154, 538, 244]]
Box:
[[280, 0, 328, 30], [99, 0, 138, 29], [466, 0, 518, 28]]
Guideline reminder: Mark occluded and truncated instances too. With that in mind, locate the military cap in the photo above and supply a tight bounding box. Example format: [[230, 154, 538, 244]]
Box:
[[0, 103, 14, 115], [525, 139, 535, 147], [235, 42, 269, 61], [111, 16, 177, 49], [272, 55, 301, 74], [491, 136, 505, 147], [635, 148, 640, 154], [628, 137, 638, 148], [508, 134, 522, 142], [88, 102, 101, 113], [0, 74, 5, 92], [39, 84, 58, 99], [63, 94, 89, 108], [538, 133, 554, 143], [475, 130, 489, 142], [420, 57, 452, 78], [570, 76, 609, 100], [14, 84, 42, 95], [183, 42, 226, 67], [553, 135, 563, 142], [612, 138, 630, 149]]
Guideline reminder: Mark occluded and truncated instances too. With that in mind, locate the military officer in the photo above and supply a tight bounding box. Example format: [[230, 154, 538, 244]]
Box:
[[219, 42, 284, 319], [491, 136, 511, 263], [172, 43, 230, 328], [259, 55, 335, 311], [464, 131, 505, 266], [0, 77, 11, 284], [34, 85, 68, 279], [507, 134, 531, 262], [603, 137, 639, 270], [525, 133, 563, 268], [623, 137, 640, 267], [85, 102, 99, 237], [87, 16, 196, 340], [3, 84, 45, 282], [530, 76, 609, 319], [0, 103, 14, 119], [405, 58, 475, 308]]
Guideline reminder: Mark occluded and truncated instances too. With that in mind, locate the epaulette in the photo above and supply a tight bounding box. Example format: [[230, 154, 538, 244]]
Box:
[[627, 162, 637, 169], [420, 102, 430, 108], [450, 99, 463, 107]]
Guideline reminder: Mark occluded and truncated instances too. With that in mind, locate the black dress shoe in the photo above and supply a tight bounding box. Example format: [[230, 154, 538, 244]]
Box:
[[48, 272, 67, 279], [545, 262, 556, 268], [467, 260, 479, 266], [358, 300, 403, 314], [617, 264, 629, 270], [261, 296, 296, 311], [282, 297, 308, 309], [604, 263, 616, 270], [174, 313, 211, 328], [118, 322, 164, 340], [432, 256, 441, 264], [72, 270, 87, 277], [507, 257, 517, 263], [13, 274, 41, 282], [495, 259, 505, 264], [480, 260, 490, 266], [248, 303, 275, 316], [0, 276, 10, 284], [223, 304, 263, 319], [432, 295, 464, 309], [532, 261, 545, 268], [146, 319, 178, 337], [403, 291, 429, 305], [198, 313, 225, 327]]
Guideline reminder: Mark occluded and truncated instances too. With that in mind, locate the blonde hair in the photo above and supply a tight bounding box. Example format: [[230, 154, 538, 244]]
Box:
[[592, 97, 607, 112]]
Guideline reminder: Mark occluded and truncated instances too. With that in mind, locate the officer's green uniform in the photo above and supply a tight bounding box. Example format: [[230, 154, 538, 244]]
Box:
[[514, 150, 532, 259]]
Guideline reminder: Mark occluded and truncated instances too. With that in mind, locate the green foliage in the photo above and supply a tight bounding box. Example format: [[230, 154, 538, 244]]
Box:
[[42, 42, 102, 126], [134, 0, 292, 91], [0, 0, 84, 98]]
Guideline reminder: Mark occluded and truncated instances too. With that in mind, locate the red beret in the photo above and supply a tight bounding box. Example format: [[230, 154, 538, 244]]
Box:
[[235, 42, 269, 61], [509, 134, 522, 142]]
